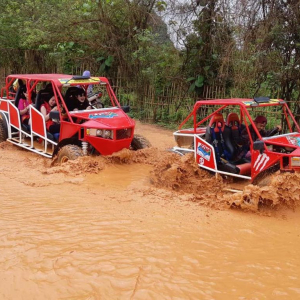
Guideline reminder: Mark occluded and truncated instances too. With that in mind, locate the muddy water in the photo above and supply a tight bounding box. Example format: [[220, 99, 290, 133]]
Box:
[[0, 122, 300, 299]]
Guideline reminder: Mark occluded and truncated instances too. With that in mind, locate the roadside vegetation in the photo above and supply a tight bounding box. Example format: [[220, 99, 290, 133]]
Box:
[[1, 0, 300, 126]]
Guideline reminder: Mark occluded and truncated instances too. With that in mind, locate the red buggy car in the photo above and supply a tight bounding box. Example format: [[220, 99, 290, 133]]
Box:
[[0, 74, 150, 162], [172, 97, 300, 182]]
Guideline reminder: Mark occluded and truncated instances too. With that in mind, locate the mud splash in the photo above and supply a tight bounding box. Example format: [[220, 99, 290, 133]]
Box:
[[229, 172, 300, 211], [150, 153, 218, 190], [48, 156, 106, 175], [48, 148, 300, 213], [105, 147, 174, 166], [51, 149, 226, 207]]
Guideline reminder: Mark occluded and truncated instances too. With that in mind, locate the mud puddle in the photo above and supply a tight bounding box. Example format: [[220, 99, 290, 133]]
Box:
[[0, 122, 300, 299], [85, 164, 152, 190]]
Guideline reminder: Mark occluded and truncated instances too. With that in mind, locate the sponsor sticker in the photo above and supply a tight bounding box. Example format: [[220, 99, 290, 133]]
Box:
[[89, 112, 118, 119], [197, 143, 211, 161], [287, 136, 300, 146]]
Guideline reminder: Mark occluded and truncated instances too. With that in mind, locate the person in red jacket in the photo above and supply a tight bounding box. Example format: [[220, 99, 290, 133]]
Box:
[[40, 95, 60, 134]]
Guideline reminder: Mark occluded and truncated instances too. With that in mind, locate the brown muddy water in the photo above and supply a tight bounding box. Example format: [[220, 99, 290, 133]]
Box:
[[0, 122, 300, 300]]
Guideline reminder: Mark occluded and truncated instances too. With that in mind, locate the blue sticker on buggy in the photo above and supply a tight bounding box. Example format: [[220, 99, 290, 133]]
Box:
[[197, 143, 211, 161], [287, 136, 300, 146], [89, 112, 118, 119]]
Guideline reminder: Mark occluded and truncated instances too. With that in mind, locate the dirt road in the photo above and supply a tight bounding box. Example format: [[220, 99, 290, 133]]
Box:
[[0, 121, 299, 300]]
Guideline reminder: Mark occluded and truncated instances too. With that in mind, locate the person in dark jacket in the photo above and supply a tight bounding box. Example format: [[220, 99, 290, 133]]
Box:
[[242, 115, 281, 142], [73, 88, 92, 111], [241, 115, 282, 158]]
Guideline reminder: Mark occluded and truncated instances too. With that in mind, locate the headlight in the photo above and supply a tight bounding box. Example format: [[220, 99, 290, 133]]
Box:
[[291, 157, 300, 167], [86, 128, 113, 139], [104, 130, 111, 138], [96, 129, 103, 136]]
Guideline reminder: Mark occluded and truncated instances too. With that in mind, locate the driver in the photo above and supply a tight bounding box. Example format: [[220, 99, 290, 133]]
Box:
[[242, 115, 282, 142], [73, 88, 92, 111], [241, 115, 282, 158]]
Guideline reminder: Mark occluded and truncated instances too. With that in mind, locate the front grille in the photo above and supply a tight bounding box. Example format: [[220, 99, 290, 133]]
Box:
[[116, 128, 132, 140]]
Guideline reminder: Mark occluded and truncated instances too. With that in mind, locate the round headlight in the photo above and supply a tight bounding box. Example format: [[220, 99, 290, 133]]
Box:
[[96, 129, 103, 136], [104, 130, 111, 138]]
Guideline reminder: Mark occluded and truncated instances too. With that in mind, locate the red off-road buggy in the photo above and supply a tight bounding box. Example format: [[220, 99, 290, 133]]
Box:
[[172, 97, 300, 183], [0, 74, 151, 162]]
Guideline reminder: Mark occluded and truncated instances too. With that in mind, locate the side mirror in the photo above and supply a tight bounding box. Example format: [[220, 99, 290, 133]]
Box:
[[121, 105, 130, 113], [253, 140, 265, 153], [49, 111, 60, 120]]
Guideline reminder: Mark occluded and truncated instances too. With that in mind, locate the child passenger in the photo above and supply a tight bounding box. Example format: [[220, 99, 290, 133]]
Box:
[[40, 95, 60, 134]]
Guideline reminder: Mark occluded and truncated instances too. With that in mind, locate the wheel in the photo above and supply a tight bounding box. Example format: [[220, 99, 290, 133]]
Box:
[[252, 164, 280, 187], [130, 134, 151, 150], [0, 116, 8, 142], [57, 144, 83, 163]]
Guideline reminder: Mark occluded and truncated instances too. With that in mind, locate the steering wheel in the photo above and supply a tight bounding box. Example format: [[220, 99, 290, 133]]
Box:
[[96, 102, 104, 109], [89, 101, 104, 109], [268, 127, 280, 137]]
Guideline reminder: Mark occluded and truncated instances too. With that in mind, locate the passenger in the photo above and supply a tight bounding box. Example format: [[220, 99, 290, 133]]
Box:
[[36, 83, 53, 105], [18, 86, 31, 129], [40, 95, 60, 134], [73, 88, 92, 111], [10, 79, 25, 98], [13, 79, 25, 92], [241, 115, 282, 158]]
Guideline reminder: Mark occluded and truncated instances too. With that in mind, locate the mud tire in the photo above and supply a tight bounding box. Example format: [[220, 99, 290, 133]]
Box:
[[57, 144, 83, 163], [252, 164, 280, 187], [130, 134, 151, 150], [0, 117, 8, 143]]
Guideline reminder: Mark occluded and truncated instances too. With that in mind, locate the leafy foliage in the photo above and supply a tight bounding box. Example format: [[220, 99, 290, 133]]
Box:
[[1, 0, 300, 126]]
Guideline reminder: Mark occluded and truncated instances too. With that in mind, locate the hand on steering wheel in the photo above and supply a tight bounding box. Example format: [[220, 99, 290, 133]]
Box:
[[268, 126, 281, 137]]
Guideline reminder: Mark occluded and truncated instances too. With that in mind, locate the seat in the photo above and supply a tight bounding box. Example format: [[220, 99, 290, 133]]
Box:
[[205, 113, 233, 164], [14, 86, 24, 109], [206, 113, 251, 175], [226, 113, 244, 144], [224, 113, 241, 159], [35, 91, 49, 111], [226, 112, 240, 127], [225, 113, 249, 160], [225, 112, 251, 175], [64, 87, 80, 111], [35, 84, 53, 111], [34, 85, 58, 142]]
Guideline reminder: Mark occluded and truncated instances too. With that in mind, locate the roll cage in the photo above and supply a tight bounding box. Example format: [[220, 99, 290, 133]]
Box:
[[173, 98, 300, 182], [0, 74, 136, 158]]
